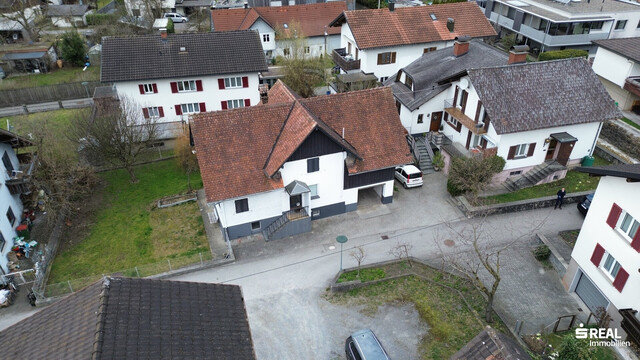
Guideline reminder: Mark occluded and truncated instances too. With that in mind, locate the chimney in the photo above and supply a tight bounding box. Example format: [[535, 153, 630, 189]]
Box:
[[160, 28, 168, 41], [210, 4, 215, 32], [389, 0, 395, 11], [446, 18, 455, 32], [508, 45, 529, 64], [453, 35, 470, 57], [244, 1, 248, 8]]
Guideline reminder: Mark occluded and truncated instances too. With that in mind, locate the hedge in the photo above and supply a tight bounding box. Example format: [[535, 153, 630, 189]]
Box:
[[86, 13, 119, 26], [538, 49, 588, 61]]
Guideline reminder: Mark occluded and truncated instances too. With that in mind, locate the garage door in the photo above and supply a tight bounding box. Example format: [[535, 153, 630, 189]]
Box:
[[575, 272, 609, 314]]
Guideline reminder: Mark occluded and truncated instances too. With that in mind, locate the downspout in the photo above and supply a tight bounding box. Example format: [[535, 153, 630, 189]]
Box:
[[590, 122, 603, 157], [210, 4, 215, 32]]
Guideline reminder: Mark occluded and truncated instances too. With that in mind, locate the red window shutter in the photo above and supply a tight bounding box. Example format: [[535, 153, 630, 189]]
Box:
[[461, 90, 468, 113], [606, 203, 622, 229], [474, 101, 482, 123], [507, 146, 516, 160], [152, 83, 158, 93], [527, 143, 536, 157], [631, 229, 640, 252], [221, 101, 228, 110], [138, 84, 145, 94], [453, 86, 459, 106], [465, 131, 472, 149], [613, 267, 629, 292], [175, 105, 182, 116], [218, 79, 225, 89], [242, 76, 249, 88], [158, 107, 164, 117], [196, 80, 203, 92], [142, 108, 149, 119], [244, 99, 250, 107], [199, 102, 206, 112], [170, 82, 178, 93], [590, 243, 605, 266]]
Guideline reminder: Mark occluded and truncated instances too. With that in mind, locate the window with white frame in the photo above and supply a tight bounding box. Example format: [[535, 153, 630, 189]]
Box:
[[615, 20, 627, 30], [514, 143, 528, 157], [146, 107, 160, 118], [227, 99, 245, 109], [263, 33, 270, 42], [142, 83, 155, 94], [446, 115, 459, 127], [224, 77, 243, 89], [618, 210, 640, 241], [309, 184, 319, 199], [177, 80, 197, 92], [600, 252, 621, 280], [304, 46, 310, 54], [181, 103, 201, 114]]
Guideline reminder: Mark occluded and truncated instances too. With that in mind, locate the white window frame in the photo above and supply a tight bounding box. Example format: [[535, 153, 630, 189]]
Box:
[[177, 80, 196, 92], [617, 210, 639, 242], [514, 143, 528, 158], [146, 106, 160, 118], [615, 20, 627, 30], [142, 83, 154, 94], [446, 116, 459, 127], [600, 252, 621, 280], [180, 103, 201, 114], [227, 99, 245, 109], [224, 77, 243, 89], [262, 33, 270, 42], [309, 184, 319, 199], [304, 46, 310, 54]]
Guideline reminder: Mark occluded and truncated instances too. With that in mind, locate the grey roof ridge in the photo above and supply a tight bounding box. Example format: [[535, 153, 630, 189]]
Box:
[[468, 56, 587, 73], [91, 277, 111, 360]]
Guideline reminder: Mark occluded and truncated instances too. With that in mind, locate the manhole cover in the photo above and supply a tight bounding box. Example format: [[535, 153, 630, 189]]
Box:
[[444, 239, 455, 247], [381, 235, 389, 240]]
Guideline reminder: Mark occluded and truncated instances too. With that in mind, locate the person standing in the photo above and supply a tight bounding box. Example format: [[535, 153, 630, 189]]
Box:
[[555, 187, 566, 209]]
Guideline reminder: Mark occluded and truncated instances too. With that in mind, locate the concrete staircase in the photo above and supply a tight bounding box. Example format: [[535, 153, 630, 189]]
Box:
[[262, 209, 311, 241], [415, 139, 434, 174], [503, 161, 566, 192]]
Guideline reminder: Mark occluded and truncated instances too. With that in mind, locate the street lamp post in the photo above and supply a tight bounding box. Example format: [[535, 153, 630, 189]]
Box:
[[336, 235, 348, 271]]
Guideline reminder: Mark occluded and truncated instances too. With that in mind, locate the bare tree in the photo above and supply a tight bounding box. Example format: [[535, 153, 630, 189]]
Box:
[[349, 245, 367, 278], [389, 241, 413, 267], [174, 132, 199, 192], [0, 0, 48, 42], [448, 155, 505, 203], [435, 215, 544, 323], [72, 96, 159, 183]]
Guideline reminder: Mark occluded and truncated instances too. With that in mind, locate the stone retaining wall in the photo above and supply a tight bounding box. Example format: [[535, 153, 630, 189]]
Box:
[[535, 233, 569, 277], [455, 191, 593, 217]]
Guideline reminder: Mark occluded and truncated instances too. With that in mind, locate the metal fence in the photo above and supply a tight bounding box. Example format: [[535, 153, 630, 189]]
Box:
[[0, 81, 106, 108], [42, 252, 214, 298]]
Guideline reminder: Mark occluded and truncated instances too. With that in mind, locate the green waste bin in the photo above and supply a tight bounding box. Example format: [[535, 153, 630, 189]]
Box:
[[582, 156, 595, 167]]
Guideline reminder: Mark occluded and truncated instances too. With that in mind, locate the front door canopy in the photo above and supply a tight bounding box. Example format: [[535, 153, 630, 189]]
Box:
[[550, 132, 578, 143], [285, 180, 310, 196]]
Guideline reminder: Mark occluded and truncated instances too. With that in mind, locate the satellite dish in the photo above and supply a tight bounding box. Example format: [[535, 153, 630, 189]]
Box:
[[459, 78, 469, 90]]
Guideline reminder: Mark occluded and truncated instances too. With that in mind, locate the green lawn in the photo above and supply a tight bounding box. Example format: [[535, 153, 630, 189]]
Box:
[[621, 117, 640, 131], [485, 155, 610, 204], [48, 160, 206, 283], [4, 108, 87, 136], [0, 66, 100, 90], [328, 262, 508, 359]]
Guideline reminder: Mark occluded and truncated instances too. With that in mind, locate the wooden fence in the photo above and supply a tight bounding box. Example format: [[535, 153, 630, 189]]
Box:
[[0, 81, 107, 108]]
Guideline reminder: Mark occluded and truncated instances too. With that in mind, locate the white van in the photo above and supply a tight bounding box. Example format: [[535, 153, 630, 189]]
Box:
[[163, 12, 188, 23], [394, 164, 423, 189]]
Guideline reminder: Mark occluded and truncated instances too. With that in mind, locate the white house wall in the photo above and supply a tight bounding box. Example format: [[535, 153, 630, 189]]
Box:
[[568, 176, 640, 313], [593, 47, 635, 89], [0, 143, 24, 273], [360, 41, 449, 81], [399, 89, 449, 135], [250, 19, 276, 52], [115, 73, 261, 123], [217, 189, 288, 229], [280, 152, 345, 210]]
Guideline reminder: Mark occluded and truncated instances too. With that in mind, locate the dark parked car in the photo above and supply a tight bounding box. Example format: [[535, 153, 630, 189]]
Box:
[[577, 193, 594, 216]]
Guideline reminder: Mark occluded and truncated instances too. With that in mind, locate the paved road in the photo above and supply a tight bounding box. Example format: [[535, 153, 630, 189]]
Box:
[[0, 98, 93, 117]]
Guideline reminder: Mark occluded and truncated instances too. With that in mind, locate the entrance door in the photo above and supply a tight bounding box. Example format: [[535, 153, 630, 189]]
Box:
[[546, 139, 557, 161], [430, 112, 442, 132], [556, 141, 575, 166], [575, 272, 609, 314], [290, 194, 302, 210]]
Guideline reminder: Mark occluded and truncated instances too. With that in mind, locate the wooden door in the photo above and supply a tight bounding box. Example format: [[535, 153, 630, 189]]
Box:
[[430, 112, 443, 132], [556, 141, 575, 166], [546, 139, 557, 161]]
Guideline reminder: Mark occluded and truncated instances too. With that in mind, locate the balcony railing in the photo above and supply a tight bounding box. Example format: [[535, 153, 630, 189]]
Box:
[[443, 99, 487, 135], [624, 76, 640, 98], [332, 48, 360, 72], [5, 153, 36, 195]]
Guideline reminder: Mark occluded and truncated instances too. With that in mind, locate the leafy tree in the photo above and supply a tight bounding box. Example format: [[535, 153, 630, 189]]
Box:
[[175, 132, 198, 192], [276, 22, 327, 98], [448, 155, 505, 201], [538, 49, 589, 61], [557, 334, 596, 360], [500, 33, 517, 50], [59, 31, 87, 67], [166, 18, 175, 34]]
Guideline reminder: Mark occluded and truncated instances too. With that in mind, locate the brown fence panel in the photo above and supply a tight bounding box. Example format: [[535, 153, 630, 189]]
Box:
[[0, 81, 108, 107]]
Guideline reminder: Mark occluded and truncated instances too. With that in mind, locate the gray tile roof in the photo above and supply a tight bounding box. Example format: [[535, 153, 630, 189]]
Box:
[[385, 40, 508, 111], [577, 163, 640, 180], [47, 4, 89, 16], [0, 277, 256, 360], [101, 31, 268, 83], [593, 37, 640, 64], [468, 58, 622, 135]]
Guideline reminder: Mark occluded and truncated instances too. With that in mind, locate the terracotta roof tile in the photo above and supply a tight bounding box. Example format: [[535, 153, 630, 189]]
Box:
[[330, 3, 496, 50], [264, 79, 300, 104], [193, 83, 412, 202], [212, 2, 345, 37]]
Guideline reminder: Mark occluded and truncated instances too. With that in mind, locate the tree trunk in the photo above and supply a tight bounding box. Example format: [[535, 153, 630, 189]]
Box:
[[485, 293, 494, 323], [126, 165, 138, 183]]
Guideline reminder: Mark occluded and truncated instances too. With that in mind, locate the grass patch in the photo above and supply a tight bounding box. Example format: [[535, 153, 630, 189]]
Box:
[[4, 108, 87, 136], [337, 268, 386, 283], [0, 66, 100, 90], [328, 262, 508, 359], [621, 117, 640, 131], [97, 0, 112, 9], [484, 155, 609, 204], [48, 159, 205, 283], [559, 229, 580, 249]]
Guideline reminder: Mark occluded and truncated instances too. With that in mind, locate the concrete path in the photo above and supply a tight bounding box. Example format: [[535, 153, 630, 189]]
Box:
[[0, 98, 93, 116]]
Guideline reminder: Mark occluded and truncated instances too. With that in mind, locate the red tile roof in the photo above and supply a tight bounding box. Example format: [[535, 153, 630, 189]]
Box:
[[212, 2, 345, 37], [329, 3, 497, 50], [192, 82, 412, 202], [264, 79, 300, 105]]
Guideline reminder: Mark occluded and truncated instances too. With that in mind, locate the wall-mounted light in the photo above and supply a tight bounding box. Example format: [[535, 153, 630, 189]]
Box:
[[544, 137, 552, 144]]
